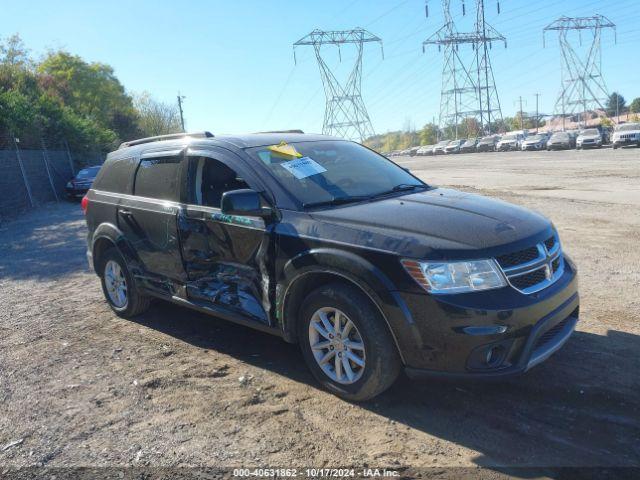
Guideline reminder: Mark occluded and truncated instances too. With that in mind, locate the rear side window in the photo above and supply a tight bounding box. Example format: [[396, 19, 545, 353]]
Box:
[[92, 157, 136, 194], [134, 156, 182, 201]]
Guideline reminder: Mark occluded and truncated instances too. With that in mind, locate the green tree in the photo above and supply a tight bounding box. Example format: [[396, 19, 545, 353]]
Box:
[[38, 51, 140, 141], [418, 123, 439, 145], [135, 92, 182, 136], [629, 97, 640, 114], [606, 92, 626, 117]]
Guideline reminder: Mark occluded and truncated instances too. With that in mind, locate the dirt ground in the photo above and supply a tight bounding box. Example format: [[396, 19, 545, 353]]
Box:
[[1, 147, 639, 475]]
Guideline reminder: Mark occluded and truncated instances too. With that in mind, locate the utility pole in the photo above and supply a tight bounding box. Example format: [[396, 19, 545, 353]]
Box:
[[293, 28, 383, 142], [177, 93, 186, 132], [534, 93, 541, 133], [517, 96, 525, 130]]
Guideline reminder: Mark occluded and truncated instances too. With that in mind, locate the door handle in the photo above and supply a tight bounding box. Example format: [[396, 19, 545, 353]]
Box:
[[119, 209, 133, 217]]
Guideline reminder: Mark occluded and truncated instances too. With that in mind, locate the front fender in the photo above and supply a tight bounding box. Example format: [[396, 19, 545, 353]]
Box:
[[278, 248, 423, 364]]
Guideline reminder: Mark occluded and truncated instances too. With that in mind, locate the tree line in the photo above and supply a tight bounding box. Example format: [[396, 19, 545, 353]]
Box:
[[0, 34, 182, 154]]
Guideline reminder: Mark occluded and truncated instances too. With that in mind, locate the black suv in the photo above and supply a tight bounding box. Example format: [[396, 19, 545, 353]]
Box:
[[84, 131, 579, 401]]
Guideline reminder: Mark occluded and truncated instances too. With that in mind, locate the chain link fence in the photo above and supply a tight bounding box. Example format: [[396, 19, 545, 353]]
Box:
[[0, 130, 106, 222]]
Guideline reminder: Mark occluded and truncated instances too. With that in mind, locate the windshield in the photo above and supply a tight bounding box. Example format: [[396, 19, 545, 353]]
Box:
[[551, 132, 569, 140], [528, 135, 545, 141], [616, 123, 640, 131], [76, 167, 100, 179], [246, 141, 426, 208], [503, 134, 518, 140], [479, 136, 494, 143], [581, 129, 599, 136]]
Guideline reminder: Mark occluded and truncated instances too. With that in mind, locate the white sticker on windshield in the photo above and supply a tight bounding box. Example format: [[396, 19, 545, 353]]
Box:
[[279, 157, 327, 179]]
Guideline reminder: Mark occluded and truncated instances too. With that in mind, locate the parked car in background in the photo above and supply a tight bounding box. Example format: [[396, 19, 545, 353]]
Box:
[[476, 135, 500, 152], [521, 134, 548, 151], [416, 145, 434, 156], [546, 131, 576, 150], [576, 128, 603, 149], [433, 140, 450, 155], [612, 123, 640, 149], [444, 139, 465, 154], [65, 166, 101, 198], [460, 138, 478, 153], [497, 133, 525, 151], [409, 146, 421, 157]]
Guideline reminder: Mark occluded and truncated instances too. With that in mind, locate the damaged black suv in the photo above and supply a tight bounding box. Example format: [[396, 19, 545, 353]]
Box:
[[84, 131, 579, 401]]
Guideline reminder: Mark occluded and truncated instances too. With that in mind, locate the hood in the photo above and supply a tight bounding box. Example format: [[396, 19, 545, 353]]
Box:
[[578, 134, 600, 140], [308, 188, 551, 259]]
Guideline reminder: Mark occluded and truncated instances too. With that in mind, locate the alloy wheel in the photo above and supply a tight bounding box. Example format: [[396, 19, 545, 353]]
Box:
[[308, 307, 366, 384], [104, 260, 128, 308]]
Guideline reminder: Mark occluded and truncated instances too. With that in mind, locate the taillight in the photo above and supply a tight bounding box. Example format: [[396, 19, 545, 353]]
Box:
[[81, 195, 89, 214]]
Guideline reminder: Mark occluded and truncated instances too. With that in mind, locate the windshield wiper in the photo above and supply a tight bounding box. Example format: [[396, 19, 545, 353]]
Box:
[[373, 183, 425, 198], [303, 195, 372, 209]]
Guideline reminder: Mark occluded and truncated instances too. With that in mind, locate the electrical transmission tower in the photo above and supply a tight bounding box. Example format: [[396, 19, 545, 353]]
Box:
[[293, 28, 383, 142], [543, 15, 616, 127], [423, 0, 505, 137]]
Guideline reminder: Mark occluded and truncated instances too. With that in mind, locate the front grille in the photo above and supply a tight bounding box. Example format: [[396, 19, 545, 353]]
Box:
[[496, 234, 563, 294], [496, 246, 540, 268], [544, 236, 556, 251], [510, 268, 547, 290], [534, 317, 570, 350]]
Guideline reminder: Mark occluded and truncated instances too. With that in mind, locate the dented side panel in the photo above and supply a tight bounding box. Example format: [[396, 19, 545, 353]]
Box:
[[178, 207, 272, 325]]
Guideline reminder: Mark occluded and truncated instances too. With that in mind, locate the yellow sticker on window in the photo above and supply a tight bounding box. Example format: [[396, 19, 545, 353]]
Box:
[[267, 141, 303, 159]]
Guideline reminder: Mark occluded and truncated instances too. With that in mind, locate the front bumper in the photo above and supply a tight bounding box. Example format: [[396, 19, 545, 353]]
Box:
[[613, 138, 640, 147], [497, 144, 517, 151], [578, 141, 601, 148], [65, 185, 91, 196], [522, 144, 543, 151], [396, 256, 579, 378]]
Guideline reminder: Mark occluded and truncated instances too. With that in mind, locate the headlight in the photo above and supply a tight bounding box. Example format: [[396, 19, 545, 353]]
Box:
[[402, 259, 507, 294]]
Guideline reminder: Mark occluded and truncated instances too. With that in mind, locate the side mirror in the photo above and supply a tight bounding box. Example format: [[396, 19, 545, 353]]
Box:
[[221, 189, 271, 218]]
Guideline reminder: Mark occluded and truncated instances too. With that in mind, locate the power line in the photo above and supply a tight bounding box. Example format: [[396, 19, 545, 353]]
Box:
[[543, 14, 617, 126], [293, 28, 384, 141], [424, 0, 506, 136]]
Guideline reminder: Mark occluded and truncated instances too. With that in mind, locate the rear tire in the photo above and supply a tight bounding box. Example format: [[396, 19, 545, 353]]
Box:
[[298, 282, 401, 401], [99, 248, 151, 318]]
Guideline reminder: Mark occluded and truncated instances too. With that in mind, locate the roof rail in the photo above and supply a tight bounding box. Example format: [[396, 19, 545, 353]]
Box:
[[254, 129, 304, 134], [118, 131, 214, 149]]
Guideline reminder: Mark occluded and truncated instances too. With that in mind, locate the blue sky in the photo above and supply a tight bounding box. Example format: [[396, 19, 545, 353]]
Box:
[[1, 0, 638, 135]]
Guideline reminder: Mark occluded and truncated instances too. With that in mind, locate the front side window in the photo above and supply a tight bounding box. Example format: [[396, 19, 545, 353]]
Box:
[[189, 156, 249, 208], [246, 140, 426, 208], [134, 155, 182, 201]]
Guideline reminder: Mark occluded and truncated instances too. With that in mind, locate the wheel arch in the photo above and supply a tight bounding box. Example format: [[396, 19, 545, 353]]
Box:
[[91, 223, 139, 275], [278, 248, 416, 364]]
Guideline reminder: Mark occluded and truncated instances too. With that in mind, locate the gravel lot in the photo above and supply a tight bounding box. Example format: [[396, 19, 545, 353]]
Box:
[[1, 147, 639, 475]]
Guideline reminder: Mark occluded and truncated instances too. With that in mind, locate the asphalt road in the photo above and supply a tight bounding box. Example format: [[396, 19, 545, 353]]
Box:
[[1, 147, 639, 476]]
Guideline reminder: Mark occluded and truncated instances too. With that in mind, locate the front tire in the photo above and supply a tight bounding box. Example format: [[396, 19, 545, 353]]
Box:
[[298, 282, 401, 401], [99, 248, 151, 318]]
